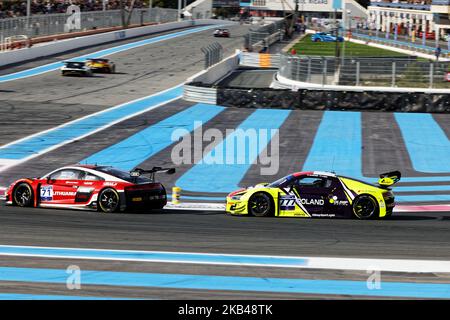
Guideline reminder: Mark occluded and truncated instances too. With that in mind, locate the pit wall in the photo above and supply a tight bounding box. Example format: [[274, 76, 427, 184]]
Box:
[[0, 19, 233, 67]]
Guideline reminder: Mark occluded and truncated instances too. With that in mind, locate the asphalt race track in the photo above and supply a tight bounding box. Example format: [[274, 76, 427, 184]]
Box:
[[0, 23, 450, 299]]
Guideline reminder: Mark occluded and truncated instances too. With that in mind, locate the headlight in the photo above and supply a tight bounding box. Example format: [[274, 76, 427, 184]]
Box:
[[231, 195, 243, 200]]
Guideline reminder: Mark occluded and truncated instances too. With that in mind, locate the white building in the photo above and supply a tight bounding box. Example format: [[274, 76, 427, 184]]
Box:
[[367, 0, 450, 36], [239, 0, 368, 24]]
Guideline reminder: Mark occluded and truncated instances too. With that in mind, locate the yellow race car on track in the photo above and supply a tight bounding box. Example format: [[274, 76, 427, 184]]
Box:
[[226, 171, 400, 219], [86, 58, 116, 73]]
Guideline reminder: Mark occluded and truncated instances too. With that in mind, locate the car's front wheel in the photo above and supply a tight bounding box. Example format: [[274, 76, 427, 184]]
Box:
[[13, 183, 34, 207], [98, 188, 120, 213], [352, 195, 378, 219], [248, 192, 273, 217]]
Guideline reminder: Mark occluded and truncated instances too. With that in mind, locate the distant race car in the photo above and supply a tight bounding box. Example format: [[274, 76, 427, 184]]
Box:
[[311, 32, 344, 42], [226, 171, 400, 219], [213, 28, 230, 37], [3, 165, 175, 213], [86, 58, 116, 73], [61, 61, 93, 76]]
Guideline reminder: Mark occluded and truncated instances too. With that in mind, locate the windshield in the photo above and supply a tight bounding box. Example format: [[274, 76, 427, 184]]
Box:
[[267, 175, 291, 188], [95, 166, 151, 184], [65, 62, 85, 68]]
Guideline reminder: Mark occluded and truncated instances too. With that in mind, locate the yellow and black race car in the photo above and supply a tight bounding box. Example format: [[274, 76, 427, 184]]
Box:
[[85, 58, 116, 73], [226, 171, 400, 219]]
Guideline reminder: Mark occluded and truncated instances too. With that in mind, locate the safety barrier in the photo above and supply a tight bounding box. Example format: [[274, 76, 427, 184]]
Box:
[[184, 84, 217, 104], [0, 8, 179, 40], [276, 54, 450, 89], [201, 42, 223, 69], [0, 19, 234, 67], [239, 52, 280, 68], [216, 86, 450, 112], [184, 51, 240, 103], [352, 32, 450, 57], [245, 18, 285, 52]]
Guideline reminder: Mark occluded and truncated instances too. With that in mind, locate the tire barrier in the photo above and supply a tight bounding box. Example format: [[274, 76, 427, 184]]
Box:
[[213, 87, 450, 113]]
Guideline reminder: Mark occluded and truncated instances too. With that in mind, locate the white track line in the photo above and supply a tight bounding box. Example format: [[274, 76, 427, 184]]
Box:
[[0, 244, 449, 273]]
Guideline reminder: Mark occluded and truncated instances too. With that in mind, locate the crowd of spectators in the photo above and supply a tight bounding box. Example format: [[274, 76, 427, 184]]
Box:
[[0, 0, 146, 19]]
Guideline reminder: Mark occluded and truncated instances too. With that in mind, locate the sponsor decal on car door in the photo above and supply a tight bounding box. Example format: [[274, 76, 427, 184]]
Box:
[[40, 169, 81, 204]]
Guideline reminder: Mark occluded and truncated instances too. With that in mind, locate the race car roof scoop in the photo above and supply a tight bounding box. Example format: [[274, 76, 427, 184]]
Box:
[[378, 171, 401, 188]]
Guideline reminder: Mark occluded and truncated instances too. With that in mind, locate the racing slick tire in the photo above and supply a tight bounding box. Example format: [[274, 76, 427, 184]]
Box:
[[98, 188, 120, 213], [13, 183, 34, 207], [352, 195, 379, 220], [248, 192, 274, 217]]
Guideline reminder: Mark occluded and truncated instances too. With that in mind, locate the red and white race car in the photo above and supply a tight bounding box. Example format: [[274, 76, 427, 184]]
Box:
[[3, 165, 175, 213]]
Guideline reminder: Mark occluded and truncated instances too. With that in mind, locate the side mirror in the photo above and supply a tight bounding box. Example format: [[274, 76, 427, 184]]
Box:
[[166, 168, 176, 175]]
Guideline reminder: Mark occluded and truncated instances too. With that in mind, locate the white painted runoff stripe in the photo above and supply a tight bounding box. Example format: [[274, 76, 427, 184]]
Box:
[[0, 84, 183, 173], [0, 245, 449, 273]]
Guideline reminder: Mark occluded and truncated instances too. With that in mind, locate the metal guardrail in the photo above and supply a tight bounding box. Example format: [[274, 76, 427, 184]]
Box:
[[240, 52, 281, 68], [352, 32, 450, 56], [0, 8, 178, 39], [245, 18, 285, 52], [369, 2, 431, 10], [278, 54, 450, 89], [184, 85, 217, 104], [201, 42, 223, 69]]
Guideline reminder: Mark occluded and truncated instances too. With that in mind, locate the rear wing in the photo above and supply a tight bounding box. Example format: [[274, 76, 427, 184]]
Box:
[[378, 171, 401, 188], [130, 167, 175, 182]]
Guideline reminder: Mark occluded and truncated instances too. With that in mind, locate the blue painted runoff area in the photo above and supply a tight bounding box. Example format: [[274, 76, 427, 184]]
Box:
[[0, 25, 216, 83], [302, 111, 363, 178], [176, 109, 291, 193], [0, 293, 127, 300], [82, 104, 225, 171], [302, 111, 450, 193], [395, 194, 450, 203], [0, 85, 183, 160], [0, 245, 306, 266], [1, 267, 450, 298], [395, 113, 450, 173]]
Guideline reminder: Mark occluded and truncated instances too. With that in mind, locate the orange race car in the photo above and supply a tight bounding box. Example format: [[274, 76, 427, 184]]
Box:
[[86, 58, 116, 73]]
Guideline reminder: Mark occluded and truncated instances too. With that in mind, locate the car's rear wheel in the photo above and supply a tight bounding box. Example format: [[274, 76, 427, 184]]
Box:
[[352, 195, 378, 219], [248, 192, 273, 217], [13, 183, 34, 207], [98, 188, 120, 213]]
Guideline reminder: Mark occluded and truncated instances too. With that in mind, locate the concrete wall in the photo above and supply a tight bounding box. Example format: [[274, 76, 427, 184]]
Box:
[[186, 50, 240, 85]]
